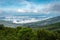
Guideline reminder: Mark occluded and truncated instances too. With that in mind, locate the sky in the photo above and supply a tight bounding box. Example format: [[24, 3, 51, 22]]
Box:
[[0, 0, 60, 23], [0, 0, 60, 16]]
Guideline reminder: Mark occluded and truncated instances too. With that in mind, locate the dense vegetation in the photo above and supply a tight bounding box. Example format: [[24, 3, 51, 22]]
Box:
[[43, 22, 60, 31], [0, 22, 60, 40]]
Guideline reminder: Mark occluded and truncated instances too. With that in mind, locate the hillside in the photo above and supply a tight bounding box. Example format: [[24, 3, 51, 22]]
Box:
[[0, 20, 22, 27], [23, 16, 60, 27], [0, 16, 60, 28], [43, 22, 60, 31]]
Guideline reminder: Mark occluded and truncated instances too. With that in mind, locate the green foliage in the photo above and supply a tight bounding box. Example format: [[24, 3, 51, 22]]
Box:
[[17, 28, 37, 40], [0, 25, 60, 40], [37, 29, 57, 40], [0, 24, 4, 30], [44, 22, 60, 30]]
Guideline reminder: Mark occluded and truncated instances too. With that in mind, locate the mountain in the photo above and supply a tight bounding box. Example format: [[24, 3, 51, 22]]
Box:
[[0, 20, 23, 27], [44, 22, 60, 31], [0, 16, 60, 28], [22, 16, 60, 27]]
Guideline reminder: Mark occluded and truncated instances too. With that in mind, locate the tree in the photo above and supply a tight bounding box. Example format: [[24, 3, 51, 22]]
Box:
[[0, 24, 4, 30], [37, 29, 57, 40], [17, 28, 36, 40]]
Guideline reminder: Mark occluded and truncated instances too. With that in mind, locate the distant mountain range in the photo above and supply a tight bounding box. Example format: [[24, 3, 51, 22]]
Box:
[[0, 20, 23, 27], [23, 16, 60, 27], [0, 16, 60, 27], [44, 22, 60, 31]]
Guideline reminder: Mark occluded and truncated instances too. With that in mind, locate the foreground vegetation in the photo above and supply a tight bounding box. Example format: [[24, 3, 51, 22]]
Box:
[[0, 24, 60, 40]]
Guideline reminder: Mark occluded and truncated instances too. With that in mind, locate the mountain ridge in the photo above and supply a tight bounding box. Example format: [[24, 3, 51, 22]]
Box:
[[0, 16, 60, 27]]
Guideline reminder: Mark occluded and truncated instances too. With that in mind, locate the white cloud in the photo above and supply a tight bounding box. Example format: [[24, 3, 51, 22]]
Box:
[[0, 0, 60, 14], [14, 1, 52, 14], [15, 2, 51, 13], [13, 18, 39, 24], [0, 0, 51, 14], [12, 17, 51, 24], [17, 9, 26, 12]]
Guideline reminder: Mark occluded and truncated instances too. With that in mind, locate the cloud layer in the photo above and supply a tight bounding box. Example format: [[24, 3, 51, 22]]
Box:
[[0, 0, 60, 14]]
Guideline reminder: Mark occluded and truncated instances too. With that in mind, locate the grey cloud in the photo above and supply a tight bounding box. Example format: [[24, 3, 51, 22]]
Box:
[[51, 3, 60, 13], [43, 3, 60, 14]]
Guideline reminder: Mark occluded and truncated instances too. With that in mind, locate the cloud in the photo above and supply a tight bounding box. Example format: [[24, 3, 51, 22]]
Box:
[[0, 9, 4, 14], [13, 18, 40, 24], [50, 3, 60, 13], [13, 17, 50, 24], [12, 1, 51, 14], [0, 0, 50, 14], [0, 0, 60, 14], [17, 9, 26, 13]]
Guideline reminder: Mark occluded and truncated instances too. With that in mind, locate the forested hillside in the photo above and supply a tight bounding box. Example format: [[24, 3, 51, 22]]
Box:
[[0, 22, 60, 40], [23, 16, 60, 27], [43, 22, 60, 31]]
